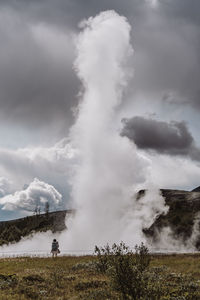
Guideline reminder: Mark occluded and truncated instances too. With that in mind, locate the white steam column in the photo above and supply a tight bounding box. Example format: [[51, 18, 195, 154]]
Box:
[[0, 11, 168, 256], [65, 10, 167, 251]]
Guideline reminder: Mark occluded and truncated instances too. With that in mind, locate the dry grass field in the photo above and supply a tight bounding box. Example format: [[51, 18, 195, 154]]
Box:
[[0, 254, 200, 299]]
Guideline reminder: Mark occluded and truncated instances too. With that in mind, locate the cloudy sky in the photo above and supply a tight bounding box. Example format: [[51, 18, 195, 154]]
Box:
[[0, 0, 199, 220]]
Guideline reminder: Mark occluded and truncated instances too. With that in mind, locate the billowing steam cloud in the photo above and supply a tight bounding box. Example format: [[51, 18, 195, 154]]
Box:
[[63, 10, 167, 250], [0, 178, 63, 213], [2, 10, 193, 255]]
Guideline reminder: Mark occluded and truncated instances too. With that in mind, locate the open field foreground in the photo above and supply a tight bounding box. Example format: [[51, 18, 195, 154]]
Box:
[[0, 254, 200, 299]]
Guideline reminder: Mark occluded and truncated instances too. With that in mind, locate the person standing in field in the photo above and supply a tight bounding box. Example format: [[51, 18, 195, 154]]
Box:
[[51, 239, 60, 258]]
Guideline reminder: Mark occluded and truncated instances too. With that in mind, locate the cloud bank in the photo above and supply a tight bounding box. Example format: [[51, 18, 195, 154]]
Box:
[[0, 178, 63, 213], [0, 138, 77, 199], [0, 0, 199, 148]]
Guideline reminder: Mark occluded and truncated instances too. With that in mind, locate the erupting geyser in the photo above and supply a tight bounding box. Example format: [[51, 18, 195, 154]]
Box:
[[0, 10, 169, 256], [64, 10, 167, 251]]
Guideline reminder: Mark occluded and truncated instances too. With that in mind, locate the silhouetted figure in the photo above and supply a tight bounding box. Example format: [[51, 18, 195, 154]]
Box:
[[51, 239, 59, 257]]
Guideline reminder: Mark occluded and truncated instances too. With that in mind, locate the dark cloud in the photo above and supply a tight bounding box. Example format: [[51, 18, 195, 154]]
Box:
[[132, 12, 200, 106], [0, 0, 142, 28], [0, 9, 78, 132], [121, 116, 200, 160], [160, 0, 200, 26], [0, 0, 199, 144]]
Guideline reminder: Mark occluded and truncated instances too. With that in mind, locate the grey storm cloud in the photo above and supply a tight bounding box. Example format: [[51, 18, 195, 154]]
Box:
[[121, 116, 200, 161], [0, 0, 199, 142], [0, 8, 78, 131]]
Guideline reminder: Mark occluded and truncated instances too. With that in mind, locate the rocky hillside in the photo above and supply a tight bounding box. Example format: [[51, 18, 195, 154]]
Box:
[[191, 186, 200, 193], [142, 189, 200, 248], [0, 210, 73, 246], [1, 188, 200, 248]]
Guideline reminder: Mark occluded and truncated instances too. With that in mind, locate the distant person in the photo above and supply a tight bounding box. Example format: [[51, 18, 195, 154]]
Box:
[[51, 239, 60, 257]]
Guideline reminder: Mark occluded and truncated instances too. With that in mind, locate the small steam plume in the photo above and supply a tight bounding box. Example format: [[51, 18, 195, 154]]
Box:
[[63, 10, 167, 251], [149, 217, 200, 253]]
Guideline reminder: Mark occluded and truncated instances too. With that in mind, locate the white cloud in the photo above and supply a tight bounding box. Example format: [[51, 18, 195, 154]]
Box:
[[0, 178, 63, 213], [0, 138, 80, 217], [0, 177, 13, 197], [146, 152, 200, 190], [0, 138, 78, 198]]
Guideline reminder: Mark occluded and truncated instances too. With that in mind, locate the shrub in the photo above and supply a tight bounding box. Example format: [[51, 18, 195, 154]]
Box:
[[22, 274, 45, 283], [135, 242, 150, 272], [0, 274, 18, 289], [95, 242, 151, 300], [50, 267, 64, 288], [95, 242, 200, 299], [94, 243, 112, 273]]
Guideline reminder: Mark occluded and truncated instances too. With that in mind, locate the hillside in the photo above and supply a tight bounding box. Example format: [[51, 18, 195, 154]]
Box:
[[142, 189, 200, 248], [0, 210, 73, 246], [1, 188, 200, 248], [192, 186, 200, 192]]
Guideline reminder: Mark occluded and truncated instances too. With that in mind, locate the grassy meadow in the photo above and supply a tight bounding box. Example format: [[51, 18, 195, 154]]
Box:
[[0, 254, 200, 299]]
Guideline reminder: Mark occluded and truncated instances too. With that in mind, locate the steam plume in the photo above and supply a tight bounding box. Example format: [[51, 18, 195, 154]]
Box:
[[0, 11, 170, 255], [64, 10, 167, 250]]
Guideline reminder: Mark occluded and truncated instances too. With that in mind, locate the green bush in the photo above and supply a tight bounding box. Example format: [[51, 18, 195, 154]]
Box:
[[95, 242, 151, 300], [94, 242, 200, 300], [135, 242, 150, 272], [94, 243, 112, 273]]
